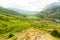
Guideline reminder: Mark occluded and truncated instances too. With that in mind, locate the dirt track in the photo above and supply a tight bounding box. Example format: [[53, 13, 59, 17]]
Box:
[[17, 28, 55, 40]]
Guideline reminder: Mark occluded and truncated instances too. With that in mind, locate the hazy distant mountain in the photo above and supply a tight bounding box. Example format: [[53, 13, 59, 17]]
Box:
[[44, 2, 60, 13], [9, 8, 38, 15], [36, 2, 60, 19]]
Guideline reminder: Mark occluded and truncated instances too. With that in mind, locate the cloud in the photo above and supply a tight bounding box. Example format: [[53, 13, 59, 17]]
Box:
[[0, 0, 58, 11]]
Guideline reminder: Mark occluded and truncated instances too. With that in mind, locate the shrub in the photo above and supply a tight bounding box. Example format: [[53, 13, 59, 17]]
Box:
[[51, 29, 60, 38]]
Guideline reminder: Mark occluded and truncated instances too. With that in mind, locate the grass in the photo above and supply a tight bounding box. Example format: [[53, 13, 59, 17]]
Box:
[[0, 13, 60, 40]]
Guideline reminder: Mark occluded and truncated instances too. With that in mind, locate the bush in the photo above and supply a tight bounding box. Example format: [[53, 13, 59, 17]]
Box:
[[51, 29, 60, 38], [8, 33, 14, 38]]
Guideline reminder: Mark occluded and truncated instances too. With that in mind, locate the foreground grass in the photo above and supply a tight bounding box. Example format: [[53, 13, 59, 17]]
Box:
[[0, 14, 60, 40]]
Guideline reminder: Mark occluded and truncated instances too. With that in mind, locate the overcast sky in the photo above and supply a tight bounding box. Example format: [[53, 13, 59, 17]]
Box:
[[0, 0, 59, 11]]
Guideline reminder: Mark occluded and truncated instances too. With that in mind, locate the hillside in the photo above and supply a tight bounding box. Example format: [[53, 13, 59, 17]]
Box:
[[0, 6, 24, 17], [36, 2, 60, 19], [0, 6, 60, 40]]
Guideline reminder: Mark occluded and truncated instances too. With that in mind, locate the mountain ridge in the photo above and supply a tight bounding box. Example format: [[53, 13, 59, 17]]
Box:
[[35, 2, 60, 19]]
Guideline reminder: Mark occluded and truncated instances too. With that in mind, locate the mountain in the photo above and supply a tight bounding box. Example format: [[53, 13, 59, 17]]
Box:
[[9, 8, 38, 15], [36, 2, 60, 19], [0, 6, 23, 17]]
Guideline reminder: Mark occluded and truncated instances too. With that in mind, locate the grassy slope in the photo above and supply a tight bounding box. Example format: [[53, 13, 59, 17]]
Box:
[[0, 7, 60, 40], [0, 13, 60, 40]]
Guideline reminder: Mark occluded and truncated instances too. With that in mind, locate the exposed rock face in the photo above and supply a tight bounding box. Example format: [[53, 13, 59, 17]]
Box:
[[16, 28, 55, 40]]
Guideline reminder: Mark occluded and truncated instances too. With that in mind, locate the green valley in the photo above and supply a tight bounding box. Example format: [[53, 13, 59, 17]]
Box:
[[0, 2, 60, 40]]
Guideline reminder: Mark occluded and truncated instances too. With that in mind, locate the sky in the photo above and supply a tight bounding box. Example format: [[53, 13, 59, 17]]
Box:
[[0, 0, 59, 11]]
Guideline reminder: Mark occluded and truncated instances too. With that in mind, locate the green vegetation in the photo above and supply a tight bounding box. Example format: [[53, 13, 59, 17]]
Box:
[[0, 6, 60, 40]]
